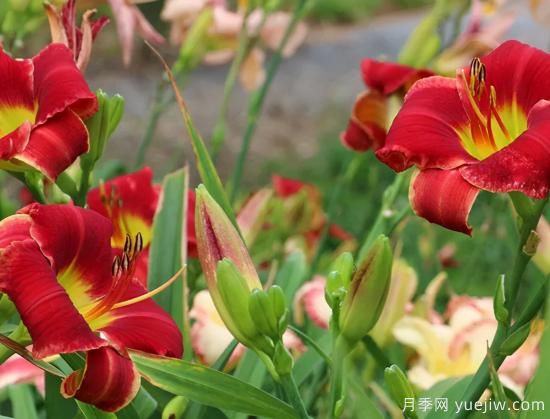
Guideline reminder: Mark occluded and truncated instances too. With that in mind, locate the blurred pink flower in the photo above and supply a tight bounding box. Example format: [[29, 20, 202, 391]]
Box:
[[161, 2, 307, 90], [394, 295, 541, 394], [0, 354, 44, 394], [106, 0, 165, 66]]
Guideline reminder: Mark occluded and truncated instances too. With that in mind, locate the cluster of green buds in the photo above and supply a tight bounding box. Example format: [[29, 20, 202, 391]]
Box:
[[326, 235, 394, 345], [195, 186, 292, 377]]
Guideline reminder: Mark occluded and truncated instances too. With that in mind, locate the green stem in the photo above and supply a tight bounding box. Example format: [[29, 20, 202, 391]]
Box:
[[357, 171, 410, 261], [362, 335, 391, 369], [456, 195, 548, 418], [210, 6, 267, 159], [280, 373, 310, 419], [10, 172, 46, 204], [329, 336, 349, 418], [135, 80, 172, 168], [229, 0, 312, 203], [288, 326, 332, 367], [56, 172, 79, 204]]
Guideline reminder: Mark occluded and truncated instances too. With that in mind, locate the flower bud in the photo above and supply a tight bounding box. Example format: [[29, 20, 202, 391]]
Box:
[[81, 90, 124, 172], [331, 252, 355, 287], [248, 289, 279, 340], [384, 365, 416, 417], [162, 396, 188, 419], [273, 341, 294, 376], [216, 260, 272, 355], [339, 235, 393, 342], [195, 185, 262, 293]]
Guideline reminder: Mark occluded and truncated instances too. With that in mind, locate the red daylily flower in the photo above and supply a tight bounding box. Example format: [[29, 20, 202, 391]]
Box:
[[45, 0, 109, 71], [0, 204, 182, 411], [87, 167, 160, 286], [341, 60, 433, 152], [377, 40, 550, 234], [0, 44, 97, 180]]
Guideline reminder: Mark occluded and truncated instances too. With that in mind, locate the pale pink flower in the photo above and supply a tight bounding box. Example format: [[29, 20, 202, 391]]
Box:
[[0, 354, 44, 394]]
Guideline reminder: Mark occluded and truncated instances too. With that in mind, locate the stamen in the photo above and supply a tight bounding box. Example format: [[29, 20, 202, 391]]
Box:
[[111, 255, 121, 277], [134, 232, 143, 254], [123, 234, 132, 254], [111, 267, 186, 310], [459, 70, 486, 127], [489, 85, 512, 143]]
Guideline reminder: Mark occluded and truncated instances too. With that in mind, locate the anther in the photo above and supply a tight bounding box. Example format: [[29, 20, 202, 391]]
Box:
[[121, 253, 130, 272], [124, 234, 132, 254], [112, 256, 121, 277], [134, 232, 143, 254]]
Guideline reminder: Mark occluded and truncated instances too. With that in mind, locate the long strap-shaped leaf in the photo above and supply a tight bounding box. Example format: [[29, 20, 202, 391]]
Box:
[[145, 42, 238, 229], [130, 350, 298, 419]]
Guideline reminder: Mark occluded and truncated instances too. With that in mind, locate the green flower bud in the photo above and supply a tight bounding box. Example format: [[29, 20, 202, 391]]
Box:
[[339, 235, 393, 343], [493, 275, 509, 325], [249, 289, 279, 340], [384, 365, 416, 417], [217, 260, 273, 355], [499, 322, 532, 356], [331, 252, 355, 287], [81, 90, 124, 172], [273, 341, 294, 376], [162, 396, 188, 419]]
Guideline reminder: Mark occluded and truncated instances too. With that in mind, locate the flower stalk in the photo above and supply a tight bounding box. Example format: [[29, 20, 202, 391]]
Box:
[[456, 194, 548, 417]]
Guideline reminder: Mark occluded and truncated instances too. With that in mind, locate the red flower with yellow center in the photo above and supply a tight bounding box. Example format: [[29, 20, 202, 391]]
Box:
[[377, 40, 550, 234], [0, 204, 182, 411], [341, 59, 433, 152], [0, 44, 97, 179], [87, 167, 159, 285]]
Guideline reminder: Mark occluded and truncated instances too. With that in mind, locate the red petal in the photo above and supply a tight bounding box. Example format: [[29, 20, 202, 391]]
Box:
[[272, 175, 305, 197], [460, 100, 550, 199], [409, 169, 480, 235], [86, 167, 158, 250], [0, 122, 31, 160], [15, 109, 89, 180], [61, 347, 140, 412], [21, 204, 113, 299], [474, 40, 550, 115], [187, 191, 197, 258], [32, 44, 97, 123], [0, 214, 32, 249], [98, 282, 183, 358], [0, 239, 105, 359], [0, 49, 35, 113], [361, 59, 433, 95], [376, 76, 476, 172], [341, 91, 387, 152]]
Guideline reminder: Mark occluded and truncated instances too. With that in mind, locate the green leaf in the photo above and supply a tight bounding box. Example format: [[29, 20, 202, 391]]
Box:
[[0, 332, 63, 377], [117, 387, 157, 419], [487, 350, 511, 419], [76, 401, 117, 419], [422, 376, 472, 419], [520, 288, 550, 419], [8, 384, 38, 419], [147, 168, 189, 354], [130, 351, 297, 419], [228, 350, 267, 419], [147, 45, 237, 227], [45, 374, 77, 419], [348, 371, 384, 419]]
